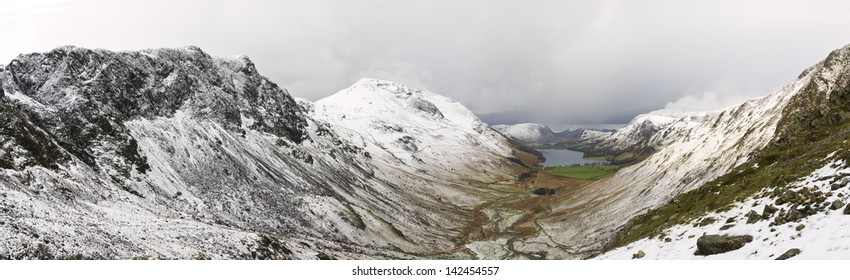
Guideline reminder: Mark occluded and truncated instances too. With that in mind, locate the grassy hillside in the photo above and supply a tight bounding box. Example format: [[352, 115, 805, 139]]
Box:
[[604, 61, 850, 251]]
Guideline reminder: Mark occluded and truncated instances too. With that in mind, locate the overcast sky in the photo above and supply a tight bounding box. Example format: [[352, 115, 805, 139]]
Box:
[[3, 0, 850, 129]]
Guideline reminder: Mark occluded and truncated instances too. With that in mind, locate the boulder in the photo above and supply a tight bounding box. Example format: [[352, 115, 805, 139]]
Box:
[[632, 250, 645, 259], [831, 200, 845, 210], [695, 235, 753, 256], [775, 248, 801, 260], [844, 203, 850, 215]]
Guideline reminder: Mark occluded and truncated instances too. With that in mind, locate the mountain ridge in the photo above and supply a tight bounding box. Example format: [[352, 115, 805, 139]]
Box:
[[516, 44, 848, 258], [598, 43, 850, 259]]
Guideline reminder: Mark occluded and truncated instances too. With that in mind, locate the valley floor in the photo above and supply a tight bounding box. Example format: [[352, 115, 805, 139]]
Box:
[[458, 164, 605, 259]]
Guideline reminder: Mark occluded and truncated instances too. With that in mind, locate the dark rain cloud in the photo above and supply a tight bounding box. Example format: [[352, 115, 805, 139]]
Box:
[[3, 0, 850, 128]]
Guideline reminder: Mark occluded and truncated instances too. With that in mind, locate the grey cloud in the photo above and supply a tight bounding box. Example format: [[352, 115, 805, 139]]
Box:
[[3, 0, 850, 127]]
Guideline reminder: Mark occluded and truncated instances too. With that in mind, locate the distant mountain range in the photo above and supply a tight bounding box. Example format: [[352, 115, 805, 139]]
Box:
[[492, 123, 614, 146]]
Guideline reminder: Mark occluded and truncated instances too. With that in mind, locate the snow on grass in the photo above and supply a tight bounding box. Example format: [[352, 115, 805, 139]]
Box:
[[598, 160, 850, 259]]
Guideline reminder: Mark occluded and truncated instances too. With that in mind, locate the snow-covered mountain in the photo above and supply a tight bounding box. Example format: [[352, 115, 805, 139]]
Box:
[[593, 44, 850, 259], [515, 44, 850, 259], [496, 43, 850, 254], [570, 110, 713, 161], [313, 79, 517, 183], [0, 46, 525, 259], [492, 123, 558, 145], [6, 43, 850, 260]]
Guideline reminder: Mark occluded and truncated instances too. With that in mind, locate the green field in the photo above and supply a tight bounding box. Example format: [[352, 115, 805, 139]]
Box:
[[528, 145, 572, 150], [584, 156, 608, 161], [544, 165, 619, 180]]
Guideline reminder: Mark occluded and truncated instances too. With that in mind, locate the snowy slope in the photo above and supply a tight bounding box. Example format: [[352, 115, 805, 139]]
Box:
[[598, 159, 850, 259], [312, 78, 517, 183], [520, 49, 828, 258], [0, 47, 523, 259], [492, 123, 558, 144]]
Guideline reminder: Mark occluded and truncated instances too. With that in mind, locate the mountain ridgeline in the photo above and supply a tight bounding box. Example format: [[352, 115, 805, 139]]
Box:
[[0, 46, 527, 259], [2, 46, 305, 173]]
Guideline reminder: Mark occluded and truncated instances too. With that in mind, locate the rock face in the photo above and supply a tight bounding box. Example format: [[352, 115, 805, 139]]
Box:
[[3, 46, 306, 170], [695, 235, 753, 256]]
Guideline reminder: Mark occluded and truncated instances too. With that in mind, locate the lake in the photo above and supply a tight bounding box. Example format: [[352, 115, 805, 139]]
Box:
[[537, 149, 608, 167]]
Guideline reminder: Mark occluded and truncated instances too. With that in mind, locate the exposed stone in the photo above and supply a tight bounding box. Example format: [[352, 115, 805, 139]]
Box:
[[774, 208, 805, 225], [698, 217, 717, 227], [775, 248, 801, 260], [531, 188, 555, 196], [762, 205, 778, 218], [632, 250, 645, 259], [795, 224, 806, 231], [831, 200, 845, 210], [719, 224, 734, 231], [746, 210, 761, 224], [844, 203, 850, 215], [695, 235, 754, 256]]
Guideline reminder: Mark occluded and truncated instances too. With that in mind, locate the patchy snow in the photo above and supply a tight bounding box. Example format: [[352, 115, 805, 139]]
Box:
[[532, 49, 827, 255], [598, 160, 850, 259]]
